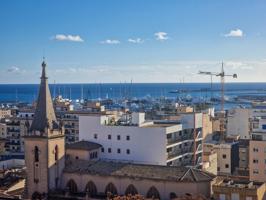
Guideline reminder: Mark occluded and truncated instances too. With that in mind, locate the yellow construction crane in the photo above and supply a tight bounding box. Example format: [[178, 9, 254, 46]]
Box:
[[198, 62, 237, 140]]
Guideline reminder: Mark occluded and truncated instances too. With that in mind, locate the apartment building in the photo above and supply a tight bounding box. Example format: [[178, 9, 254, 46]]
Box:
[[204, 141, 239, 175], [57, 111, 80, 143], [213, 178, 266, 200], [3, 118, 21, 154], [249, 115, 266, 182], [79, 112, 203, 167], [0, 108, 12, 119]]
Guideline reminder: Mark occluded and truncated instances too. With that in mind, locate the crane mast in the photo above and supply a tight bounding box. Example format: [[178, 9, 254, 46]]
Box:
[[198, 62, 237, 140]]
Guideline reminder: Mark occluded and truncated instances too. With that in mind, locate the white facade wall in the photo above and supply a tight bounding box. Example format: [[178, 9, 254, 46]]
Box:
[[180, 113, 202, 129], [227, 108, 251, 139], [79, 115, 168, 165], [0, 159, 25, 170]]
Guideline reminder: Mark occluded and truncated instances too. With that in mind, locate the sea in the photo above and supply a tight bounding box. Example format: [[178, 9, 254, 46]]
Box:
[[1, 83, 266, 107]]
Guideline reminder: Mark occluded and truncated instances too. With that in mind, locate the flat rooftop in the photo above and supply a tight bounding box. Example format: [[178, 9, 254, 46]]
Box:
[[214, 179, 264, 189], [142, 123, 179, 128]]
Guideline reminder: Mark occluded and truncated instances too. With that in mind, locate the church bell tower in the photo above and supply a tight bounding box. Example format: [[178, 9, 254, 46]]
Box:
[[24, 60, 65, 199]]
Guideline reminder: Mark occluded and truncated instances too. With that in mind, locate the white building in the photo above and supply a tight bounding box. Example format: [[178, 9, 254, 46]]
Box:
[[227, 108, 251, 139], [227, 106, 266, 140], [79, 112, 203, 167]]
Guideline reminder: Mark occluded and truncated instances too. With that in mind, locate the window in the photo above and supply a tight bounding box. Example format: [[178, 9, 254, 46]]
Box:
[[231, 193, 239, 200], [90, 152, 98, 159], [253, 148, 259, 152], [253, 169, 259, 174], [253, 159, 259, 164], [54, 145, 58, 161], [117, 148, 121, 154], [101, 147, 104, 153], [108, 135, 111, 140], [222, 154, 226, 159], [117, 135, 121, 140], [108, 148, 111, 153], [225, 164, 229, 168], [126, 135, 130, 141], [34, 146, 39, 162], [94, 134, 98, 139], [126, 149, 130, 154]]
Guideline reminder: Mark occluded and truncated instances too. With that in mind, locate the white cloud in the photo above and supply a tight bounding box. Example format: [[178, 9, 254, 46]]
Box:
[[7, 66, 21, 73], [154, 32, 168, 41], [100, 39, 120, 44], [128, 38, 144, 44], [224, 29, 244, 37], [225, 61, 254, 70], [53, 34, 84, 42]]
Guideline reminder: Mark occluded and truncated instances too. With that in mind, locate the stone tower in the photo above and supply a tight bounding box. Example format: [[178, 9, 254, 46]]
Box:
[[24, 60, 65, 199]]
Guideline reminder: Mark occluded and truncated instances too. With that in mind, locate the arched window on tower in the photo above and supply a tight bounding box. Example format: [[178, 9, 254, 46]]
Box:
[[55, 145, 58, 161], [34, 146, 39, 162]]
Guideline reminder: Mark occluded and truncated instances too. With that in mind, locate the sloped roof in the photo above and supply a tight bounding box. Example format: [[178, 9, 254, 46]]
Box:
[[30, 61, 58, 132], [66, 141, 102, 151], [64, 159, 215, 182]]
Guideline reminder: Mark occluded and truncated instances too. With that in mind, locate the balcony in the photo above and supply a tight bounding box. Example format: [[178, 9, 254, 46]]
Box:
[[7, 128, 20, 133], [167, 146, 193, 160], [10, 141, 21, 145], [64, 124, 75, 129], [167, 134, 194, 146], [6, 122, 20, 126]]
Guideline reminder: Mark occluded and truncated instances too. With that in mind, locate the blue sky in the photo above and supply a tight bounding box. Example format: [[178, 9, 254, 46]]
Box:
[[0, 0, 266, 83]]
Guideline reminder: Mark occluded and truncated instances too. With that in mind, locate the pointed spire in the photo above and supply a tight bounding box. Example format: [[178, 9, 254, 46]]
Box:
[[30, 60, 58, 133]]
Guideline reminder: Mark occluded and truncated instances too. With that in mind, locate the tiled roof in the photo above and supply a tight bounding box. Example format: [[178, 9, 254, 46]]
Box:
[[64, 160, 215, 182], [66, 141, 102, 151], [30, 61, 59, 132]]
